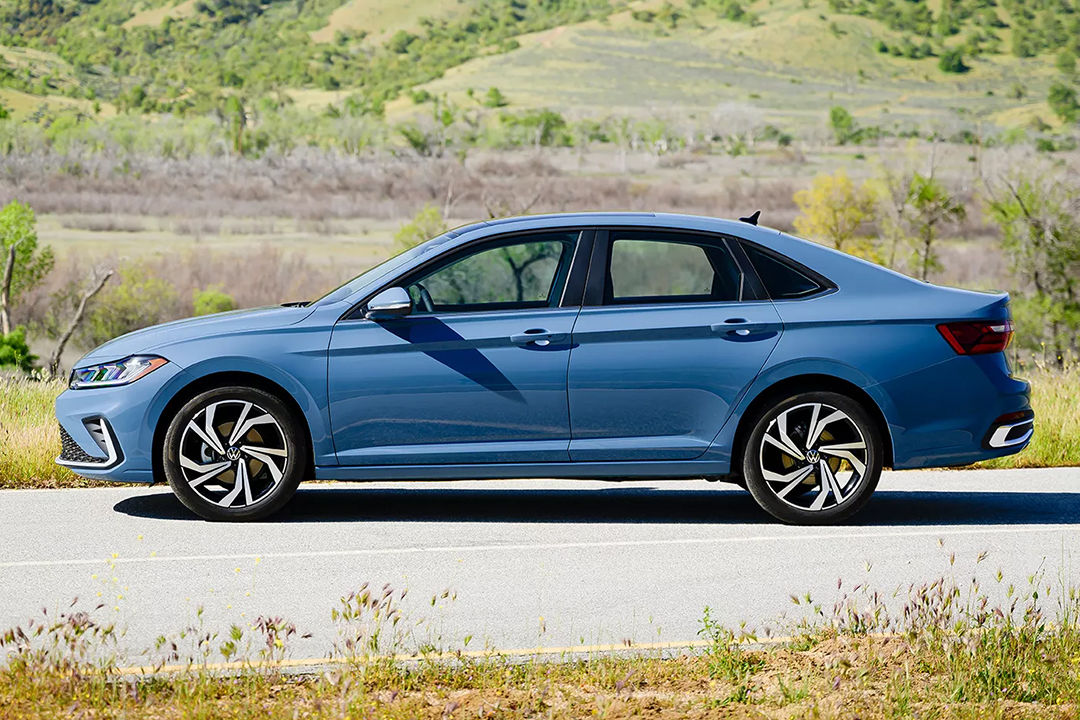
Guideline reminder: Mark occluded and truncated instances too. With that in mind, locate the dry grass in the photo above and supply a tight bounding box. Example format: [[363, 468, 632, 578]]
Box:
[[0, 375, 93, 488], [1, 570, 1079, 718], [978, 363, 1080, 469]]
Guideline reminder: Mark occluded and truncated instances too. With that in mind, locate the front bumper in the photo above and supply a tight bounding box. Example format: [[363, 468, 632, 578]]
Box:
[[54, 361, 187, 483]]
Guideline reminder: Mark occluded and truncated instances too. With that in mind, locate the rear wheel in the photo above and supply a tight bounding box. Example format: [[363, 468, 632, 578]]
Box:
[[742, 391, 882, 525], [163, 386, 306, 521]]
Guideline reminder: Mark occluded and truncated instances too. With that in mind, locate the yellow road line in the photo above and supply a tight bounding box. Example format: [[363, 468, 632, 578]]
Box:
[[115, 635, 799, 675]]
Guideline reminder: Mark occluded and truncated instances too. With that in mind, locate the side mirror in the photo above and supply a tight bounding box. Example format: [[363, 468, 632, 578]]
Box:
[[365, 287, 413, 320]]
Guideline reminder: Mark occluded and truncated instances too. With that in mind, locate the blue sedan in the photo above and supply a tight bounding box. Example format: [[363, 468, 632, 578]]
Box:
[[55, 213, 1033, 523]]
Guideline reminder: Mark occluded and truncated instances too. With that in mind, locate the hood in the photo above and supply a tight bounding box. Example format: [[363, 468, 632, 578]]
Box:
[[74, 305, 315, 369]]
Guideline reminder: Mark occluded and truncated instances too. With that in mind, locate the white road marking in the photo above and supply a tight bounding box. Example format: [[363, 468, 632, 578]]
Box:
[[0, 524, 1072, 570]]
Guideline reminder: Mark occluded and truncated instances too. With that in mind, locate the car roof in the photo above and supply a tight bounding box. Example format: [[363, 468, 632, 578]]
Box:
[[442, 212, 786, 249]]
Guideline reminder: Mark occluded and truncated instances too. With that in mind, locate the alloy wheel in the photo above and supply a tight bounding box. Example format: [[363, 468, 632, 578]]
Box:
[[177, 399, 289, 509], [757, 401, 868, 512]]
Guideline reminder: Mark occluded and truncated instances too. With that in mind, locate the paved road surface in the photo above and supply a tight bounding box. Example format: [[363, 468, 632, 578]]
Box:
[[2, 468, 1078, 665]]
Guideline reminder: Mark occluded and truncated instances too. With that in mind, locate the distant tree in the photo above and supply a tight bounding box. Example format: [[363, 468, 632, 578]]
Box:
[[394, 204, 448, 251], [829, 106, 856, 144], [82, 264, 178, 348], [907, 173, 965, 281], [938, 48, 969, 73], [45, 268, 113, 378], [193, 287, 236, 316], [1048, 83, 1080, 124], [793, 170, 878, 258], [1056, 50, 1077, 76], [0, 200, 53, 337], [482, 87, 508, 108], [986, 172, 1080, 362]]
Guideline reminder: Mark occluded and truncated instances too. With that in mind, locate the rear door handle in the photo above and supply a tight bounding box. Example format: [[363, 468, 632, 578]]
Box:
[[510, 328, 567, 347], [710, 319, 778, 337]]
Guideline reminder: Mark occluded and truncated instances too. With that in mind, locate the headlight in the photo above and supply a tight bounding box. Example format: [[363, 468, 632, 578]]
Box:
[[69, 356, 168, 389]]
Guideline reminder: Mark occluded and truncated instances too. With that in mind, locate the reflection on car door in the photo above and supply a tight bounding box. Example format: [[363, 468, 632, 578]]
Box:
[[567, 229, 783, 461], [328, 231, 586, 466]]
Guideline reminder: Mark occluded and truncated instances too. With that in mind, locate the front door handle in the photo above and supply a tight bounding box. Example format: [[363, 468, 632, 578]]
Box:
[[510, 328, 567, 347]]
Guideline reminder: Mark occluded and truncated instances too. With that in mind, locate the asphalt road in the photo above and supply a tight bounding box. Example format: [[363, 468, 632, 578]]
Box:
[[2, 468, 1079, 666]]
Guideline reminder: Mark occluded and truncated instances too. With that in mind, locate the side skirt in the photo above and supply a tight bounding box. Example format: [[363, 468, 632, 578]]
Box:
[[315, 460, 732, 482]]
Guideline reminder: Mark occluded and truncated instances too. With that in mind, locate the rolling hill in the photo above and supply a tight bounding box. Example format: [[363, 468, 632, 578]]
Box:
[[0, 0, 1076, 137]]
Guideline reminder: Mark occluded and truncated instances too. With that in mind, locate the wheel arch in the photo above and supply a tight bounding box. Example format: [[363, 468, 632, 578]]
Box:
[[729, 373, 894, 473], [152, 371, 316, 484]]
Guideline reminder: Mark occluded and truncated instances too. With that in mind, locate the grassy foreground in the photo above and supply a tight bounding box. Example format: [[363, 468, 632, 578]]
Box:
[[1, 364, 1077, 489], [2, 570, 1080, 718]]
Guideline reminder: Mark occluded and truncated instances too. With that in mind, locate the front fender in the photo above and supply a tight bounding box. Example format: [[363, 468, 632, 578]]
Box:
[[168, 355, 336, 466]]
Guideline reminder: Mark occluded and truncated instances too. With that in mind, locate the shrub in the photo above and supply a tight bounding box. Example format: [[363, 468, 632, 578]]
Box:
[[193, 287, 236, 316], [829, 106, 856, 144], [394, 204, 448, 251], [938, 48, 969, 73], [1048, 83, 1080, 124], [0, 327, 36, 372], [82, 264, 178, 348], [482, 87, 508, 108]]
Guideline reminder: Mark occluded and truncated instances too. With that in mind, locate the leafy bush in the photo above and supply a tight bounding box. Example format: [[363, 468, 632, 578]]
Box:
[[394, 204, 448, 251], [82, 264, 178, 348], [938, 48, 969, 73], [1048, 83, 1080, 124], [0, 327, 36, 372], [193, 287, 236, 316], [482, 87, 508, 108], [829, 106, 856, 144]]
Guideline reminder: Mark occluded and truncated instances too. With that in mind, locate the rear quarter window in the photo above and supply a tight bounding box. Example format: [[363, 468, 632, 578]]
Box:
[[741, 243, 826, 299]]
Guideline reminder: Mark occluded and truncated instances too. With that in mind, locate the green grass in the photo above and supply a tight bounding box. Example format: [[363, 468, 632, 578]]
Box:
[[2, 365, 1077, 489], [977, 363, 1080, 469], [0, 376, 93, 488], [1, 568, 1079, 718]]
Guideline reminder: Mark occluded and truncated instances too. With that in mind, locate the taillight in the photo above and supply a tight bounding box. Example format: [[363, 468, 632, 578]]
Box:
[[937, 320, 1013, 355]]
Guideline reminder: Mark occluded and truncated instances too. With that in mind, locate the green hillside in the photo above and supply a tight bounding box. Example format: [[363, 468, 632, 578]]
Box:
[[0, 0, 1077, 144]]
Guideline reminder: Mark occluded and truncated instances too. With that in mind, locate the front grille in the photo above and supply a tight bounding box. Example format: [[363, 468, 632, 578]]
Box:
[[58, 425, 107, 464]]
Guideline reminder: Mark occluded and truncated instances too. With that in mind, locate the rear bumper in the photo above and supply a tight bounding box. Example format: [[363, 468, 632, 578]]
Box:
[[883, 353, 1033, 469]]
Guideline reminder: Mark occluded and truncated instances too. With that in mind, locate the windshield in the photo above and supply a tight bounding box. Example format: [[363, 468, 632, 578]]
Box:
[[314, 234, 448, 305]]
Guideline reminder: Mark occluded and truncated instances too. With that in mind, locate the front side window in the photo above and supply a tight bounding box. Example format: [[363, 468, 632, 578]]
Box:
[[404, 232, 577, 314], [605, 231, 745, 305]]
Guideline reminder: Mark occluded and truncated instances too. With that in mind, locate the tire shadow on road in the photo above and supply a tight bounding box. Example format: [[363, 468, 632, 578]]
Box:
[[113, 487, 1080, 525]]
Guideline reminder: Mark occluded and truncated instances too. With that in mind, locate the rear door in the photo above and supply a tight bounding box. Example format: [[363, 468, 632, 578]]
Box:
[[566, 229, 783, 461]]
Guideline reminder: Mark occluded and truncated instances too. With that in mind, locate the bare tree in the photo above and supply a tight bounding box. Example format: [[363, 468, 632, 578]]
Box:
[[46, 269, 114, 378], [0, 240, 19, 336]]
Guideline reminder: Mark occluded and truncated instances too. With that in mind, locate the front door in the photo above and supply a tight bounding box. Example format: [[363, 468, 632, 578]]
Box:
[[328, 231, 583, 465], [567, 229, 783, 461]]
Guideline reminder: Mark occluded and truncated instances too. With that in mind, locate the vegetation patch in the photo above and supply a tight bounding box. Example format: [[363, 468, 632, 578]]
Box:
[[2, 569, 1080, 718]]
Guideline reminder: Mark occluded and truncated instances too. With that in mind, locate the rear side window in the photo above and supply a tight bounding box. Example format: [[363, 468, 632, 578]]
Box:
[[741, 243, 824, 299], [605, 231, 746, 305]]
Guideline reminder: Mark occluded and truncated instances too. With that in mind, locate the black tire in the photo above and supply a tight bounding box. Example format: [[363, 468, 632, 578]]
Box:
[[742, 390, 882, 525], [163, 386, 307, 521]]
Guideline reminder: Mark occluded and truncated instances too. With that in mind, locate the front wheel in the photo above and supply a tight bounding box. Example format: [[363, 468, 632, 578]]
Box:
[[163, 386, 307, 521], [742, 391, 882, 525]]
